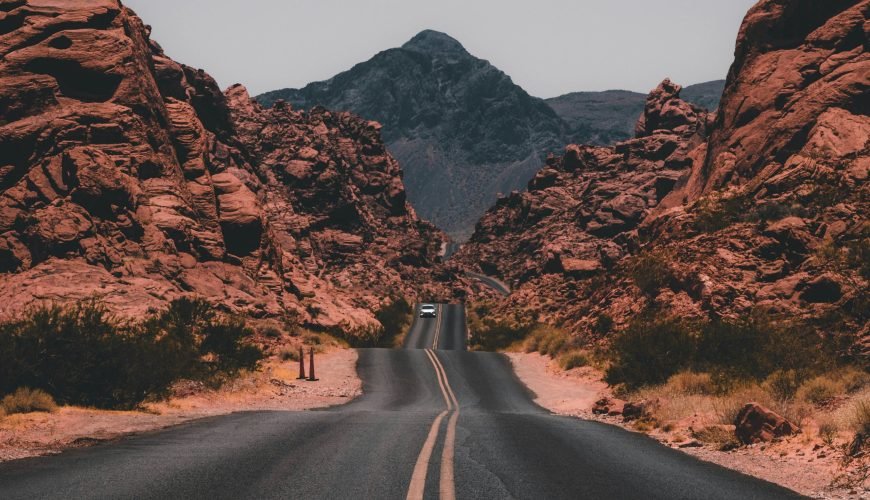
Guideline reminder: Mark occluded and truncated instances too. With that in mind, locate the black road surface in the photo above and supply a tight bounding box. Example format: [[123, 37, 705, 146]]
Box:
[[465, 272, 511, 296], [0, 304, 801, 499]]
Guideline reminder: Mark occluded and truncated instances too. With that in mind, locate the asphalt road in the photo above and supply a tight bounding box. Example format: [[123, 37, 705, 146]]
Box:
[[465, 272, 511, 296], [0, 304, 801, 499]]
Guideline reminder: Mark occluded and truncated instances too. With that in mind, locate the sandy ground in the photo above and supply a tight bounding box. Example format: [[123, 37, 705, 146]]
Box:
[[508, 352, 868, 499], [0, 348, 361, 462]]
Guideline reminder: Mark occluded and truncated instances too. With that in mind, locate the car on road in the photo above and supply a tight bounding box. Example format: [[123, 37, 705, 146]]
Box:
[[419, 304, 437, 318]]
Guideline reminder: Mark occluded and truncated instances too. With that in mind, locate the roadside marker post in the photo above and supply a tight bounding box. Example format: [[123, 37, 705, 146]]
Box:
[[297, 347, 306, 379], [307, 347, 318, 381]]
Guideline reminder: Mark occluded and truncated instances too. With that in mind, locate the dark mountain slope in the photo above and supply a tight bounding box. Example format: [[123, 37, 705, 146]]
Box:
[[258, 30, 566, 241], [546, 80, 726, 146]]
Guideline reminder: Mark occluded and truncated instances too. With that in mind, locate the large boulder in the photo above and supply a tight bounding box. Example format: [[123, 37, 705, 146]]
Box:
[[734, 403, 800, 444]]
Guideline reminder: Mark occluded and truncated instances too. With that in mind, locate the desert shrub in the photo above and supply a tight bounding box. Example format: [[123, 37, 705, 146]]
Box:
[[0, 298, 262, 409], [467, 302, 535, 352], [375, 297, 412, 347], [592, 314, 614, 335], [845, 236, 870, 280], [693, 426, 739, 451], [558, 350, 589, 370], [303, 333, 322, 345], [629, 251, 676, 296], [1, 388, 57, 414], [259, 325, 283, 339], [696, 313, 830, 383], [852, 400, 870, 436], [713, 396, 745, 426], [764, 370, 802, 402], [605, 315, 695, 389], [693, 195, 748, 233], [667, 371, 715, 396], [797, 374, 843, 405], [539, 329, 568, 357], [818, 418, 839, 445], [839, 367, 870, 393], [279, 347, 301, 362], [523, 334, 540, 353]]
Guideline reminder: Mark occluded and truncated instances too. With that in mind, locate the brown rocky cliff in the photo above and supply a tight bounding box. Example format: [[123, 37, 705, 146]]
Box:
[[457, 0, 868, 347], [0, 1, 448, 333]]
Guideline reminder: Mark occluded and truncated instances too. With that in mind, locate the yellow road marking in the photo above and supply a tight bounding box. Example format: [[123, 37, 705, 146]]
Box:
[[405, 409, 447, 500], [428, 350, 459, 500], [432, 304, 444, 350]]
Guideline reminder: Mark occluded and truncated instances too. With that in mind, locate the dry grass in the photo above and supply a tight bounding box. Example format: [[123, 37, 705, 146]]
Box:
[[667, 371, 715, 396], [558, 350, 589, 371], [693, 425, 740, 450], [817, 417, 839, 445], [279, 347, 301, 362], [1, 388, 58, 415], [852, 399, 870, 436]]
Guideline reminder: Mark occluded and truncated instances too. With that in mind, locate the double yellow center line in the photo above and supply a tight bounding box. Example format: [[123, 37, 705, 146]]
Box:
[[406, 324, 460, 500], [431, 304, 443, 349]]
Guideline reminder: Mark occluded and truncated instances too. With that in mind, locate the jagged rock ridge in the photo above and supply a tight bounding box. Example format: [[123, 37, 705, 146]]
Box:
[[457, 0, 869, 352], [0, 0, 449, 334]]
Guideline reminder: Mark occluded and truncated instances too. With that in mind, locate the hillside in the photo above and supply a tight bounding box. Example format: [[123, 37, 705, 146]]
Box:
[[456, 0, 869, 353], [0, 0, 451, 336], [259, 31, 566, 241]]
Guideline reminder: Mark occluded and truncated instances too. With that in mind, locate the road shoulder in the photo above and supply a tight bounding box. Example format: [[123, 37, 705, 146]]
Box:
[[0, 348, 361, 463], [507, 351, 864, 499]]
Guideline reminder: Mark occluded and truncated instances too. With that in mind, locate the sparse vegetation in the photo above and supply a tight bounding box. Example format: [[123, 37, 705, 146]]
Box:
[[1, 387, 57, 414], [605, 315, 695, 389], [628, 251, 676, 296], [375, 297, 413, 348], [852, 399, 870, 437], [667, 371, 715, 396], [279, 347, 301, 362], [467, 301, 535, 352], [818, 418, 839, 445], [694, 425, 740, 451], [0, 298, 263, 410], [558, 350, 590, 370]]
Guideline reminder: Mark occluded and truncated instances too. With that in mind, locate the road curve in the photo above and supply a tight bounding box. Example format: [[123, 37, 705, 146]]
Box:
[[465, 271, 510, 296], [0, 303, 802, 499]]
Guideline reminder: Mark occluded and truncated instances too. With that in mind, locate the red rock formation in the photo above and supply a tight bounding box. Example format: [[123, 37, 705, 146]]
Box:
[[735, 403, 801, 444], [457, 0, 868, 350], [0, 1, 449, 334]]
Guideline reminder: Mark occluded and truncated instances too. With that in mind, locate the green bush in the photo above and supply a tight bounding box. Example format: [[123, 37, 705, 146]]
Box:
[[1, 387, 57, 414], [0, 298, 262, 409], [605, 315, 696, 389]]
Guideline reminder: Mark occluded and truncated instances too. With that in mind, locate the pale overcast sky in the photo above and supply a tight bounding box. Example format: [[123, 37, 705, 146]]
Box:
[[123, 0, 757, 98]]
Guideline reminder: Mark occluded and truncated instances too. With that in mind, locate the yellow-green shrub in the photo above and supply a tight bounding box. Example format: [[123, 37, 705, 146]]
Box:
[[1, 388, 57, 414]]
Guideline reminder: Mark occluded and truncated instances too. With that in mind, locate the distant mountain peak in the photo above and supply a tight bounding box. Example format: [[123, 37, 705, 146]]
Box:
[[401, 29, 467, 55]]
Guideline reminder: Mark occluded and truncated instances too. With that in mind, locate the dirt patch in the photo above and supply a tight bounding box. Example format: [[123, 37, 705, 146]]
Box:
[[508, 351, 868, 499], [0, 348, 361, 462]]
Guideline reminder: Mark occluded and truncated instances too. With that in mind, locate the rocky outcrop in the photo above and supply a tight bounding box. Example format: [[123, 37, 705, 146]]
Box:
[[735, 403, 801, 444], [457, 0, 868, 351], [455, 78, 711, 327], [0, 1, 449, 335]]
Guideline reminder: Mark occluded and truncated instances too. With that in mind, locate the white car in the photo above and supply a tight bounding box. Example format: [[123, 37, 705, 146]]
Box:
[[419, 304, 437, 318]]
